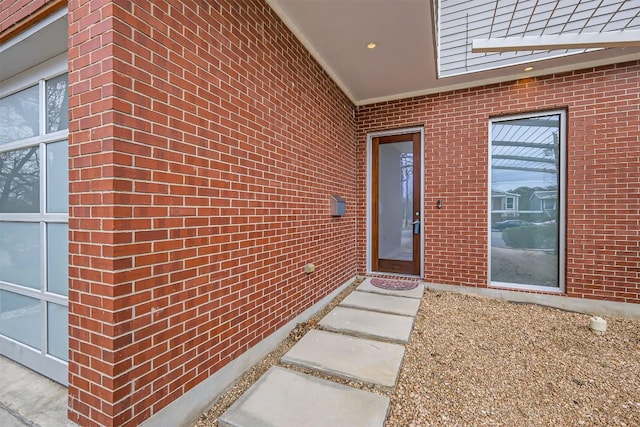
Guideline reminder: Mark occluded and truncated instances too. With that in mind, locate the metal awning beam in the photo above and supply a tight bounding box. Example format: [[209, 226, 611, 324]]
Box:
[[492, 155, 556, 164], [472, 31, 640, 53], [497, 119, 559, 128], [493, 166, 557, 174], [492, 140, 557, 149]]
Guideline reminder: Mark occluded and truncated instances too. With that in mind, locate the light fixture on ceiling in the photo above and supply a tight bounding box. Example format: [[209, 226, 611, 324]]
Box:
[[523, 66, 534, 72], [367, 42, 377, 49]]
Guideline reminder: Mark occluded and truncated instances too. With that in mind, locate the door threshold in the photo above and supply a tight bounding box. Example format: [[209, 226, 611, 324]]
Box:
[[367, 272, 422, 280]]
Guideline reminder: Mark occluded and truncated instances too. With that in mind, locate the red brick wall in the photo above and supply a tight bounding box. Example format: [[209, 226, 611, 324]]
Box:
[[0, 0, 65, 42], [357, 61, 640, 304], [67, 1, 356, 426], [0, 0, 48, 32]]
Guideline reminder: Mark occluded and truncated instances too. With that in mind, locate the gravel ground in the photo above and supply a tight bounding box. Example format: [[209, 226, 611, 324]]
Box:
[[389, 292, 639, 426], [195, 282, 640, 426]]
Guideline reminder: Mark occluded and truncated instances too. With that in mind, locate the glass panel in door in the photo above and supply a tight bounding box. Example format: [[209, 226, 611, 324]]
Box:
[[372, 132, 421, 275], [378, 142, 413, 260]]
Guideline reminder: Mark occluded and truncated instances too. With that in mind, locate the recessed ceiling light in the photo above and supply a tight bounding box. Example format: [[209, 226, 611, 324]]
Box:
[[367, 42, 377, 49], [523, 66, 534, 72]]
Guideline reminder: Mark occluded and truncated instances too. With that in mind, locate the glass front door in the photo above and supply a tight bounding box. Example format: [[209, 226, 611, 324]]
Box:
[[372, 132, 421, 275]]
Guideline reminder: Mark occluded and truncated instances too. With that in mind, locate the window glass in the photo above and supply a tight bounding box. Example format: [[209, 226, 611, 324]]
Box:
[[0, 85, 39, 145], [0, 146, 40, 213], [47, 223, 68, 296], [46, 74, 68, 133], [490, 114, 561, 288], [47, 303, 67, 361], [0, 67, 69, 376], [0, 290, 41, 350], [0, 222, 41, 289], [378, 141, 413, 261], [46, 140, 68, 213]]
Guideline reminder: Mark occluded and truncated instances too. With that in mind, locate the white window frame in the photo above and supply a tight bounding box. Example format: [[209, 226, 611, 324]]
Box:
[[505, 196, 514, 210], [0, 54, 69, 385], [488, 110, 566, 293]]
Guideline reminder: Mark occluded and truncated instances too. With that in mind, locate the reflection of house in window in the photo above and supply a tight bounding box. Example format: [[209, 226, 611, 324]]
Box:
[[492, 190, 519, 216], [530, 190, 557, 217]]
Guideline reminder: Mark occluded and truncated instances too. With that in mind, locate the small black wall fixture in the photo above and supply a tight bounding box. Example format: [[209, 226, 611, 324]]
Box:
[[436, 199, 443, 209]]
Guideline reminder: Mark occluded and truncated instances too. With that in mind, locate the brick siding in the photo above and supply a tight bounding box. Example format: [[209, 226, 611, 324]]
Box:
[[0, 0, 48, 32], [67, 1, 356, 425], [0, 0, 65, 43], [4, 0, 639, 425], [357, 61, 640, 304]]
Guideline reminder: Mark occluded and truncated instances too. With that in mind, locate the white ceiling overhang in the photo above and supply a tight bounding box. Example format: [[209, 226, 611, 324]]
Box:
[[0, 9, 68, 83], [267, 0, 640, 105]]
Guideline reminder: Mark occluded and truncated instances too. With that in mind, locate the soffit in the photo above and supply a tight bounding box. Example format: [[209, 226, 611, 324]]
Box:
[[0, 13, 68, 83], [267, 0, 640, 105]]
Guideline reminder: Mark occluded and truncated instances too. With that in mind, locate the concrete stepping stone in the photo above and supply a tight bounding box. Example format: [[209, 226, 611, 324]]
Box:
[[358, 278, 424, 299], [319, 306, 414, 343], [219, 366, 389, 427], [340, 290, 420, 316], [282, 329, 405, 387]]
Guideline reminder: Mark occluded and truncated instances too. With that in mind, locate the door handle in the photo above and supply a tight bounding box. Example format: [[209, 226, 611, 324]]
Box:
[[412, 220, 420, 235]]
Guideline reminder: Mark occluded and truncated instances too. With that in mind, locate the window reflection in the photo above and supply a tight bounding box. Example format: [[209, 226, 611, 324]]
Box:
[[46, 140, 68, 213], [0, 290, 41, 350], [0, 85, 39, 145], [46, 74, 68, 133], [0, 147, 40, 213], [490, 115, 561, 287], [47, 223, 68, 296], [48, 303, 68, 361], [378, 142, 413, 261], [0, 222, 41, 289]]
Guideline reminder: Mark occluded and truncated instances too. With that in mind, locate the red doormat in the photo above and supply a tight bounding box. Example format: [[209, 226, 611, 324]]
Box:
[[370, 278, 419, 291]]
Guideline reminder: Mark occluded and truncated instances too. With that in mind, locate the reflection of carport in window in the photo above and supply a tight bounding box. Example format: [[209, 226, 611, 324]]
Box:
[[489, 112, 565, 290]]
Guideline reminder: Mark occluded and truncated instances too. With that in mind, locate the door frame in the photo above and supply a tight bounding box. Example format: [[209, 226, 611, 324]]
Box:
[[366, 127, 424, 277]]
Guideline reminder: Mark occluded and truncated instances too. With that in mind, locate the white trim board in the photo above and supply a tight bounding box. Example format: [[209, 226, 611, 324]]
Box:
[[473, 31, 640, 53]]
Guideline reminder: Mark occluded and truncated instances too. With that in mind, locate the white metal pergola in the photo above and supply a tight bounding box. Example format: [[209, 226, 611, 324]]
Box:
[[437, 0, 640, 77]]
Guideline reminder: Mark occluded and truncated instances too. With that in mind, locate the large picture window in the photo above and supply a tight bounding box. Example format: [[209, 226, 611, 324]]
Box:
[[489, 111, 565, 290], [0, 69, 68, 384]]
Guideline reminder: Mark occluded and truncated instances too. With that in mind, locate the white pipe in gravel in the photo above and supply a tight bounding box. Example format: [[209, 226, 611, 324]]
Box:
[[590, 316, 607, 335]]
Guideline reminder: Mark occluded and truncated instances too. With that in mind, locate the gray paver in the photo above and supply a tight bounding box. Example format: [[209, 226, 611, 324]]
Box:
[[282, 329, 405, 387], [219, 366, 389, 427], [0, 409, 23, 427], [340, 290, 420, 316], [357, 278, 425, 299], [0, 356, 70, 427], [319, 306, 414, 343]]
